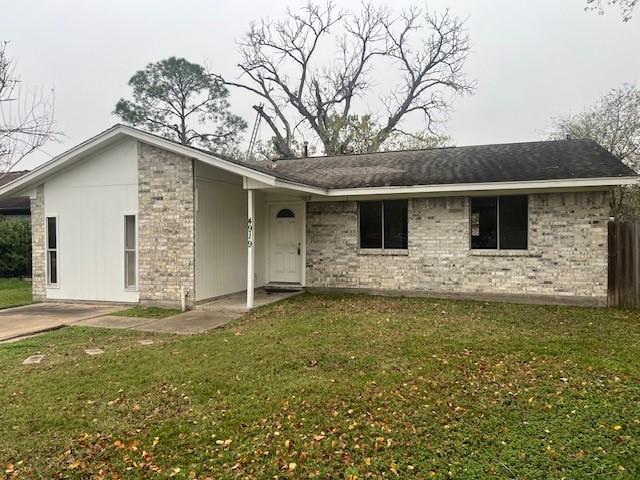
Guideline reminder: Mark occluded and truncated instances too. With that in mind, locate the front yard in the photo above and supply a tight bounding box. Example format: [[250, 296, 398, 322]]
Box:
[[0, 278, 31, 309], [1, 293, 639, 478]]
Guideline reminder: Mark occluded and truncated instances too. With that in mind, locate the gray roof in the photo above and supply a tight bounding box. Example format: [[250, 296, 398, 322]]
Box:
[[0, 171, 30, 213], [269, 139, 636, 189], [108, 125, 637, 190]]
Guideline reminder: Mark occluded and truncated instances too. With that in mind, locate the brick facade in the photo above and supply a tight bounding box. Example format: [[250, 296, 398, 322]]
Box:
[[137, 143, 195, 307], [27, 140, 611, 307], [30, 184, 46, 300], [306, 192, 610, 305]]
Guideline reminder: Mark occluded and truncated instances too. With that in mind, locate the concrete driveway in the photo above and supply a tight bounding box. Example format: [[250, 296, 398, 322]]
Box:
[[0, 303, 122, 341]]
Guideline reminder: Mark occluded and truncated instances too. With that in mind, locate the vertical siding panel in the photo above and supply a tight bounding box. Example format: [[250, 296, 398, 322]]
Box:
[[194, 164, 248, 301]]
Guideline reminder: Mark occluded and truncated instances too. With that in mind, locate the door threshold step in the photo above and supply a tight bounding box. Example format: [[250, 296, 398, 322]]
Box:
[[265, 283, 304, 292]]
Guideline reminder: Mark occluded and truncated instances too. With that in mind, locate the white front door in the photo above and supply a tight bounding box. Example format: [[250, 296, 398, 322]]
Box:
[[269, 204, 302, 283]]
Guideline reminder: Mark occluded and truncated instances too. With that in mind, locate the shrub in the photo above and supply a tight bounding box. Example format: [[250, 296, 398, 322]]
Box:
[[0, 217, 31, 277]]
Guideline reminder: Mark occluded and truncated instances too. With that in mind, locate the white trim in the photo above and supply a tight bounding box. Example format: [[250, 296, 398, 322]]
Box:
[[273, 179, 327, 195], [324, 176, 638, 197], [0, 125, 280, 198], [247, 189, 255, 309], [301, 200, 307, 287]]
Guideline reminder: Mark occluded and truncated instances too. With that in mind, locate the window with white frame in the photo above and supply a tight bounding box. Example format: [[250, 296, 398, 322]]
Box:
[[359, 200, 408, 249], [124, 215, 137, 289], [470, 195, 528, 250], [46, 216, 58, 286]]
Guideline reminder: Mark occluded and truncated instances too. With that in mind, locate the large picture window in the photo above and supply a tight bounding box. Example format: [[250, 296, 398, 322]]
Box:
[[124, 215, 137, 289], [359, 200, 408, 249], [46, 216, 58, 286], [470, 195, 528, 250]]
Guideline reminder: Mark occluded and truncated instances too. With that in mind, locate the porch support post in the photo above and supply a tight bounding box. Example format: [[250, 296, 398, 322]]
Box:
[[246, 188, 255, 309]]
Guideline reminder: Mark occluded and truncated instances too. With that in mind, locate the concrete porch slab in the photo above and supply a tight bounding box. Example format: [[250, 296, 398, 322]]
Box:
[[196, 289, 303, 312]]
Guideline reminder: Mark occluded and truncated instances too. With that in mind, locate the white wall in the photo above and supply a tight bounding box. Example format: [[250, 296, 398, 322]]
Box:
[[194, 164, 309, 301], [195, 162, 263, 301], [44, 139, 139, 302]]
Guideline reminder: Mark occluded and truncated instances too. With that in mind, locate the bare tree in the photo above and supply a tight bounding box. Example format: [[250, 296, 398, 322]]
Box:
[[323, 113, 451, 154], [0, 42, 58, 175], [550, 84, 640, 218], [585, 0, 638, 21], [220, 2, 473, 157]]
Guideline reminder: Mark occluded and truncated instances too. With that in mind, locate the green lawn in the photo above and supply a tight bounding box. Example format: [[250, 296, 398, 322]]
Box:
[[0, 278, 32, 309], [1, 293, 639, 479]]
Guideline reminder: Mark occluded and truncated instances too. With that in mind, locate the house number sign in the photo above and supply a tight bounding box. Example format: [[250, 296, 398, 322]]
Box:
[[247, 217, 253, 247]]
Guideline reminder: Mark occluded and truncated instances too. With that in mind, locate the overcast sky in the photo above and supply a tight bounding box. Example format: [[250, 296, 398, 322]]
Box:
[[3, 0, 639, 169]]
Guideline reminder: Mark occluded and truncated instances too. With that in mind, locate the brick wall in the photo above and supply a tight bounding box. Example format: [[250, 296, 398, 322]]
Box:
[[137, 143, 195, 307], [30, 184, 46, 300], [306, 192, 609, 304]]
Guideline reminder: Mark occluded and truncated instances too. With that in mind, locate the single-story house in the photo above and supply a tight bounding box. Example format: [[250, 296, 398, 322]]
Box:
[[0, 124, 636, 308], [0, 171, 31, 220]]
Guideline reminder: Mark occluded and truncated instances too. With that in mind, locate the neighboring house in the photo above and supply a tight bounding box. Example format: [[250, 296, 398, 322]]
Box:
[[0, 171, 31, 220], [0, 124, 636, 308]]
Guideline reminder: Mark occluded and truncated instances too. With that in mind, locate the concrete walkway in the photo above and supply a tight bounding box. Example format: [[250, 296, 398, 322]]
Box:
[[75, 289, 303, 335], [1, 289, 304, 340], [75, 309, 240, 335], [0, 303, 122, 342]]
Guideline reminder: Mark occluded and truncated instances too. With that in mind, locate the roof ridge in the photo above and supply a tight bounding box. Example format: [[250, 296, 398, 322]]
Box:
[[275, 138, 598, 162]]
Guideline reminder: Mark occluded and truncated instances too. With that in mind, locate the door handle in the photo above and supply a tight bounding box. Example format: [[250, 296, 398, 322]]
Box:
[[297, 242, 301, 255]]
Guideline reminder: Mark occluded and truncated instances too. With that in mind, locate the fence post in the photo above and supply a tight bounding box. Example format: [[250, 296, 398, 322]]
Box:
[[608, 221, 617, 307]]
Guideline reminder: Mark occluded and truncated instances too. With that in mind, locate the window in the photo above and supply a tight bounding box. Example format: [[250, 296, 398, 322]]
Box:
[[470, 195, 528, 250], [276, 208, 295, 218], [46, 216, 58, 286], [124, 215, 137, 289], [359, 200, 408, 249]]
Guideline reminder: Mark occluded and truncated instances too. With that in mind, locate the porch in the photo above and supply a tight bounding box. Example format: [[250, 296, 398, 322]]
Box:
[[193, 160, 310, 309], [196, 288, 304, 312]]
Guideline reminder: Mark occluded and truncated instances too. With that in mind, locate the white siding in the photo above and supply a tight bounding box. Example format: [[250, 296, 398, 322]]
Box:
[[254, 190, 266, 287], [195, 162, 266, 301], [44, 139, 139, 302]]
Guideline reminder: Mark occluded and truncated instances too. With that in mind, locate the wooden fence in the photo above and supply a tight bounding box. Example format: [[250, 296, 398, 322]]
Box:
[[608, 221, 640, 308]]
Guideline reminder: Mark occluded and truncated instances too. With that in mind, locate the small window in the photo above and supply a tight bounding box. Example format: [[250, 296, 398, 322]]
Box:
[[46, 216, 58, 286], [276, 208, 295, 218], [470, 196, 528, 250], [124, 215, 137, 289], [359, 200, 408, 250]]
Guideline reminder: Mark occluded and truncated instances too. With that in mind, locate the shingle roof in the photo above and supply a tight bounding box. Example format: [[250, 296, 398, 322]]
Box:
[[269, 139, 636, 189], [1, 125, 635, 200], [0, 171, 30, 213]]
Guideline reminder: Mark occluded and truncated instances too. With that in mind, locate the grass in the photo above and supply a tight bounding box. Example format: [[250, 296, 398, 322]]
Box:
[[1, 293, 639, 479], [0, 277, 32, 309], [112, 306, 182, 319]]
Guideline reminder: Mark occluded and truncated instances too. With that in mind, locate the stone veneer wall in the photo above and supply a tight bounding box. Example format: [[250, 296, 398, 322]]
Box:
[[306, 191, 610, 304], [30, 184, 46, 300], [137, 142, 195, 307]]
